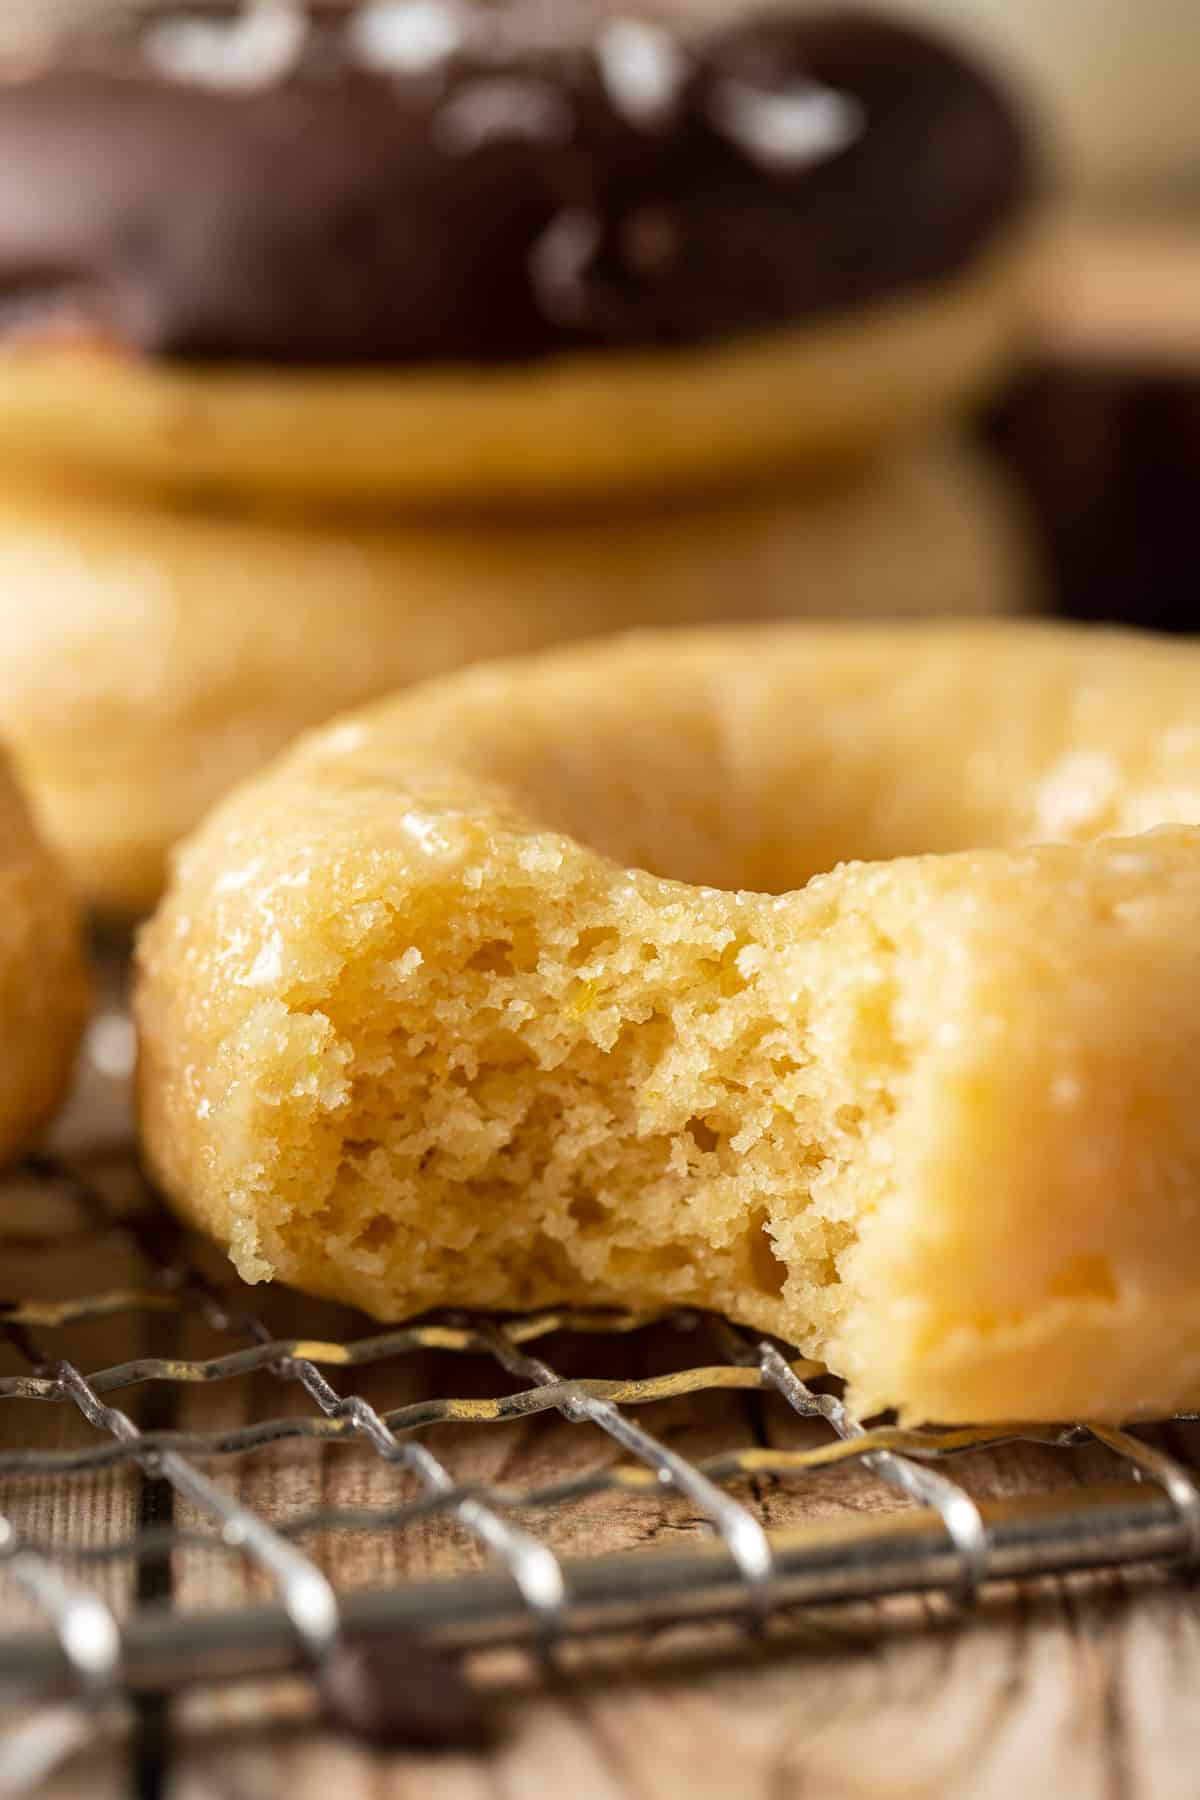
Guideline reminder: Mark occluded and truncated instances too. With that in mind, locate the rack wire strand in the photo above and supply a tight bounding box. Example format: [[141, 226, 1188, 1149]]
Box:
[[2, 1140, 1200, 1776]]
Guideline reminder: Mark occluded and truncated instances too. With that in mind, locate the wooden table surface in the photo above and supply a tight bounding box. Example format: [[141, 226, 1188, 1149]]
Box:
[[2, 1015, 1199, 1800]]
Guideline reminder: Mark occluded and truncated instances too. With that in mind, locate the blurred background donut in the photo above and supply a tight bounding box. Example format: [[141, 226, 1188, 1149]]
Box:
[[0, 0, 1043, 913]]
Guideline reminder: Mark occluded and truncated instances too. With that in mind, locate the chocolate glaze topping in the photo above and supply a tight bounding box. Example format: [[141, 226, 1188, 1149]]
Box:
[[0, 2, 1033, 365]]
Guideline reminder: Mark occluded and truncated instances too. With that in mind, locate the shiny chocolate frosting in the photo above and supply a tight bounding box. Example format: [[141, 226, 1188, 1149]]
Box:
[[0, 2, 1033, 364]]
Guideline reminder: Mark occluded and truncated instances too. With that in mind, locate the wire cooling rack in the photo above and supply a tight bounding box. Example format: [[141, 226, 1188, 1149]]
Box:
[[2, 1006, 1200, 1789]]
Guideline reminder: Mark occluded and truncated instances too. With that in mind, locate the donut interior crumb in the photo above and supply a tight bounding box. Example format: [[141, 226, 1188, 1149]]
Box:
[[195, 674, 956, 1386], [248, 862, 912, 1362], [138, 624, 1200, 1422]]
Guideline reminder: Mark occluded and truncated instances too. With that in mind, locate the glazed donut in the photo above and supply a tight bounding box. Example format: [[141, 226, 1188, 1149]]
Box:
[[0, 2, 1040, 915], [0, 439, 1038, 916], [0, 756, 88, 1163], [0, 2, 1036, 502], [138, 622, 1200, 1425]]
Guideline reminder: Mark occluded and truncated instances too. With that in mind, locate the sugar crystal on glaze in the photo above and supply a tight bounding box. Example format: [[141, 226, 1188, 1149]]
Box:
[[138, 624, 1200, 1426]]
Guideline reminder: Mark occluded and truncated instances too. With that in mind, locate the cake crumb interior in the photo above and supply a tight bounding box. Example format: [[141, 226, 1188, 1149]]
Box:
[[136, 624, 1200, 1421], [251, 678, 981, 1364]]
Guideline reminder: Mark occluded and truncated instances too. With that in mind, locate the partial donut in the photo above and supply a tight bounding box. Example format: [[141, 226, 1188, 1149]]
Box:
[[137, 622, 1200, 1425], [0, 439, 1037, 916], [0, 2, 1036, 501], [0, 756, 87, 1162]]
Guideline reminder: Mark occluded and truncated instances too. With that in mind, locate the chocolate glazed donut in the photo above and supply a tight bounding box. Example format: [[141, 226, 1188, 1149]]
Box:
[[0, 1, 1032, 365], [0, 3, 1041, 916]]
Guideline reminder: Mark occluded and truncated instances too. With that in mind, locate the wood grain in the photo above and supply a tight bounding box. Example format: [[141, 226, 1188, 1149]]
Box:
[[5, 1010, 1200, 1799]]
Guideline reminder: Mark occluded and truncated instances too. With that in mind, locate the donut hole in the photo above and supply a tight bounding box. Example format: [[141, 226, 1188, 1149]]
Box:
[[433, 650, 1048, 897]]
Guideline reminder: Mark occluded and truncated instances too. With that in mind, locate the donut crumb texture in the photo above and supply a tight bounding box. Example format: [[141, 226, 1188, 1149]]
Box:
[[137, 624, 1200, 1424]]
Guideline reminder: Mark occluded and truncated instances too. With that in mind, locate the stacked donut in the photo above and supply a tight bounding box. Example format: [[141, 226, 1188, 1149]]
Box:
[[0, 0, 1040, 915], [15, 3, 1200, 1434]]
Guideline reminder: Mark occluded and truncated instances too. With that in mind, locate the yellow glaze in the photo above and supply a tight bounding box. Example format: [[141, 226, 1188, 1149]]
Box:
[[134, 621, 1200, 1425]]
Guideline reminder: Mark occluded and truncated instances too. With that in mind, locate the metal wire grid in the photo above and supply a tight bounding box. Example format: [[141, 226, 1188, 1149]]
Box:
[[1, 1147, 1200, 1787]]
